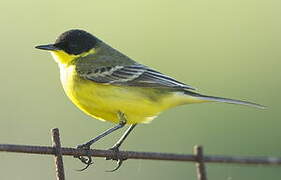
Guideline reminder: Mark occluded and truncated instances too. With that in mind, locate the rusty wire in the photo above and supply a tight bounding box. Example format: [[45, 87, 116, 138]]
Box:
[[51, 128, 65, 180], [1, 128, 281, 180], [194, 146, 207, 180], [0, 143, 280, 165]]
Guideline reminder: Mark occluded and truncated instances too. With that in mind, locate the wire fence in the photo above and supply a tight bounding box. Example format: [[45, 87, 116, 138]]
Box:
[[1, 128, 281, 180]]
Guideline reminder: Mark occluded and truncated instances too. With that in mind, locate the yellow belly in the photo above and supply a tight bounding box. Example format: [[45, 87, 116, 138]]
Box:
[[59, 65, 202, 124]]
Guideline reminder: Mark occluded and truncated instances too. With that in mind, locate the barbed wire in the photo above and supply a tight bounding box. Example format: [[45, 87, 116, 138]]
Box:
[[0, 128, 280, 180]]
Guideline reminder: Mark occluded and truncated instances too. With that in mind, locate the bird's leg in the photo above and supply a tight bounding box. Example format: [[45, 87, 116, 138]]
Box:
[[111, 124, 137, 150], [106, 124, 137, 172], [74, 111, 127, 171]]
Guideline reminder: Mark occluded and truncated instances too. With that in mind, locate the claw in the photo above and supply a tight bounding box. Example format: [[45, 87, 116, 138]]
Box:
[[74, 144, 94, 171], [105, 146, 127, 172], [76, 156, 94, 171], [106, 160, 123, 172]]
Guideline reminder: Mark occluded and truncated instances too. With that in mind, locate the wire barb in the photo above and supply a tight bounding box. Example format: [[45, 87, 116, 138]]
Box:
[[51, 128, 66, 180], [193, 145, 207, 180]]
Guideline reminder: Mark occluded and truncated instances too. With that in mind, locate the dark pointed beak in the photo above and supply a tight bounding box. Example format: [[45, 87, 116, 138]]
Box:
[[35, 44, 60, 51]]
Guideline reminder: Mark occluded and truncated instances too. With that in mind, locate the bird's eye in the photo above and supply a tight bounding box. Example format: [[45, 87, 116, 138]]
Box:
[[53, 42, 64, 48]]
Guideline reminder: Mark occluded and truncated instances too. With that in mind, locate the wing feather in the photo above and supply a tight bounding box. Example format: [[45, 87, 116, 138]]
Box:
[[83, 64, 196, 90]]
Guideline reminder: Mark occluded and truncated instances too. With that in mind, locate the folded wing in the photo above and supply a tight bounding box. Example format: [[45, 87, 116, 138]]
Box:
[[82, 64, 196, 90]]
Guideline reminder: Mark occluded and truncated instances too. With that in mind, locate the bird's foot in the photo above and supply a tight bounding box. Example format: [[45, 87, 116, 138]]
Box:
[[105, 146, 127, 172], [74, 143, 94, 171]]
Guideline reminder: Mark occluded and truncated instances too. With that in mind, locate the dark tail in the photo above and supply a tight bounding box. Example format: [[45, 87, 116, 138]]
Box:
[[184, 91, 266, 109]]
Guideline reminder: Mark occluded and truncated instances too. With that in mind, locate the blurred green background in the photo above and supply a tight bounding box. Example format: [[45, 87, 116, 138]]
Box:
[[0, 0, 280, 179]]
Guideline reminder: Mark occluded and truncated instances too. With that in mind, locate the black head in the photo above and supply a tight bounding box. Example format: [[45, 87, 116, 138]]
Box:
[[36, 29, 98, 55]]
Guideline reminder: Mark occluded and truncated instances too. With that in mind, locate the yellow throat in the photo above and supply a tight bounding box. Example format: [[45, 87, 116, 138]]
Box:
[[50, 49, 96, 65]]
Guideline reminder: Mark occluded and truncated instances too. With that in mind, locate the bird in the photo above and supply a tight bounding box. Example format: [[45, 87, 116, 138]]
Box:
[[35, 29, 265, 171]]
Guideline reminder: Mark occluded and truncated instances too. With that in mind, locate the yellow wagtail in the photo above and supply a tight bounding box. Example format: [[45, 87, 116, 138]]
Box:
[[35, 29, 265, 171]]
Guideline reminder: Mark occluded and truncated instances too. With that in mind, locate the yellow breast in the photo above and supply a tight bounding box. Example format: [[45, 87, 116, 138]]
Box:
[[58, 64, 194, 124], [51, 50, 201, 124]]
